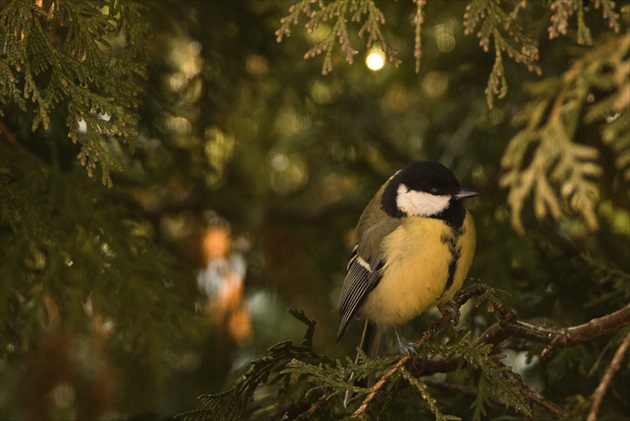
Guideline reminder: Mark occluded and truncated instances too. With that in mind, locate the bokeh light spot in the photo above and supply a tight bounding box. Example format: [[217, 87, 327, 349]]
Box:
[[422, 71, 448, 98], [435, 24, 456, 53], [365, 48, 386, 71]]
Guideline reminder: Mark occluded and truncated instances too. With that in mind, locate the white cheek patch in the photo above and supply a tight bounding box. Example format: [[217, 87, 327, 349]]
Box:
[[396, 184, 451, 217]]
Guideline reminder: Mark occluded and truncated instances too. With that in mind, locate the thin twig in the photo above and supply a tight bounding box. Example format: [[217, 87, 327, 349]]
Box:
[[425, 360, 567, 418], [305, 391, 333, 417], [423, 379, 519, 414], [351, 354, 410, 417], [494, 359, 567, 418], [1, 120, 31, 156], [587, 330, 630, 421]]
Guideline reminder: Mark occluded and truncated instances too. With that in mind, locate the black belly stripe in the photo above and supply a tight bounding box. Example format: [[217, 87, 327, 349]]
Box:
[[441, 225, 464, 293]]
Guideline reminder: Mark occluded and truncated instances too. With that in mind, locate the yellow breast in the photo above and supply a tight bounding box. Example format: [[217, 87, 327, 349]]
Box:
[[359, 212, 476, 327]]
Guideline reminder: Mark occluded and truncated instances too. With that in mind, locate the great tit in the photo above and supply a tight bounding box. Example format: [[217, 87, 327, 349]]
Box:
[[337, 161, 478, 388]]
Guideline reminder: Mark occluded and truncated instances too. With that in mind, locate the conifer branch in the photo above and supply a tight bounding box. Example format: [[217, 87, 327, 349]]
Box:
[[275, 0, 400, 75], [1, 0, 147, 185], [404, 297, 629, 418], [0, 120, 30, 157], [351, 285, 486, 417], [541, 303, 630, 358], [304, 391, 333, 417], [501, 32, 629, 233], [276, 0, 623, 109], [400, 367, 460, 421], [474, 304, 630, 357], [492, 358, 567, 418], [413, 0, 426, 73], [587, 330, 630, 421], [351, 354, 410, 417], [464, 0, 540, 108], [403, 306, 630, 380], [175, 284, 629, 420], [424, 377, 563, 419], [411, 354, 565, 417]]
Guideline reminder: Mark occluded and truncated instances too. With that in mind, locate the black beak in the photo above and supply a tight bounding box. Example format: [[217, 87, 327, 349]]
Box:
[[455, 188, 479, 201]]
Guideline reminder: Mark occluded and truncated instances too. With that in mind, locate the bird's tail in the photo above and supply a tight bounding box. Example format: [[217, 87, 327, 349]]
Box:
[[343, 320, 382, 408]]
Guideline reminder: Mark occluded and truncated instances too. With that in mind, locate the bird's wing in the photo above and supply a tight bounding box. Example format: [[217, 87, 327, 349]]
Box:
[[336, 217, 400, 342], [336, 248, 385, 342]]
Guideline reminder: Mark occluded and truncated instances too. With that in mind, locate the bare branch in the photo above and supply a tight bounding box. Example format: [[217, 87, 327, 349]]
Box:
[[541, 303, 630, 357], [413, 0, 426, 73], [474, 304, 630, 357], [305, 391, 333, 417], [587, 330, 630, 421]]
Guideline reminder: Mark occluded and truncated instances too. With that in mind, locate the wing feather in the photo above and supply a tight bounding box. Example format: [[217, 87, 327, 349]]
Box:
[[337, 192, 402, 342], [336, 253, 384, 342]]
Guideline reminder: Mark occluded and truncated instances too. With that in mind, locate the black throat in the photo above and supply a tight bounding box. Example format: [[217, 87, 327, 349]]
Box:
[[432, 199, 466, 229]]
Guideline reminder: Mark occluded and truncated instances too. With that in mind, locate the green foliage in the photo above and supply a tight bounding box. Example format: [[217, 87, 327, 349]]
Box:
[[419, 330, 529, 421], [284, 350, 398, 403], [276, 0, 402, 76], [176, 287, 535, 421], [277, 0, 629, 233], [175, 310, 329, 421], [277, 0, 544, 107], [549, 0, 621, 44], [2, 0, 629, 419], [578, 254, 630, 309], [399, 367, 461, 421], [277, 0, 625, 113], [1, 0, 147, 186], [0, 145, 191, 385], [500, 33, 629, 234], [463, 0, 541, 108], [467, 280, 513, 319], [588, 326, 630, 378]]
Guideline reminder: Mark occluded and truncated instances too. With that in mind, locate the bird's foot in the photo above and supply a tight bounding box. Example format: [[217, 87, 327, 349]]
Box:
[[394, 328, 417, 355], [438, 300, 461, 326]]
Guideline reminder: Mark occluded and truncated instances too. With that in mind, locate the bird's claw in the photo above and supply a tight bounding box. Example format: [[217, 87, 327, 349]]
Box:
[[398, 341, 418, 356], [394, 328, 418, 355], [438, 300, 461, 326]]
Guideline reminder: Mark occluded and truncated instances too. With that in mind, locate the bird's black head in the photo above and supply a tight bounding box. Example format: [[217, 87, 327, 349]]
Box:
[[381, 161, 477, 227]]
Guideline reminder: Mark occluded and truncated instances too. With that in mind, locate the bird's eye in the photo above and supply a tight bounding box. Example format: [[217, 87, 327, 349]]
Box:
[[430, 187, 441, 195]]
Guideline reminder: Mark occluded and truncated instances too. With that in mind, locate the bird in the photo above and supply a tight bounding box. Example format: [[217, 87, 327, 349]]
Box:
[[337, 161, 478, 404]]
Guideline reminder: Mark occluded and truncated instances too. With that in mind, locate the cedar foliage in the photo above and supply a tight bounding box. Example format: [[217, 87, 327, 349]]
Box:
[[1, 0, 629, 420], [277, 0, 628, 236], [1, 0, 147, 186], [1, 0, 193, 415], [177, 293, 531, 421]]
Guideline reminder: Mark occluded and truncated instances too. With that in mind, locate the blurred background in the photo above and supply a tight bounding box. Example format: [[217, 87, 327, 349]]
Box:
[[1, 1, 628, 419]]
